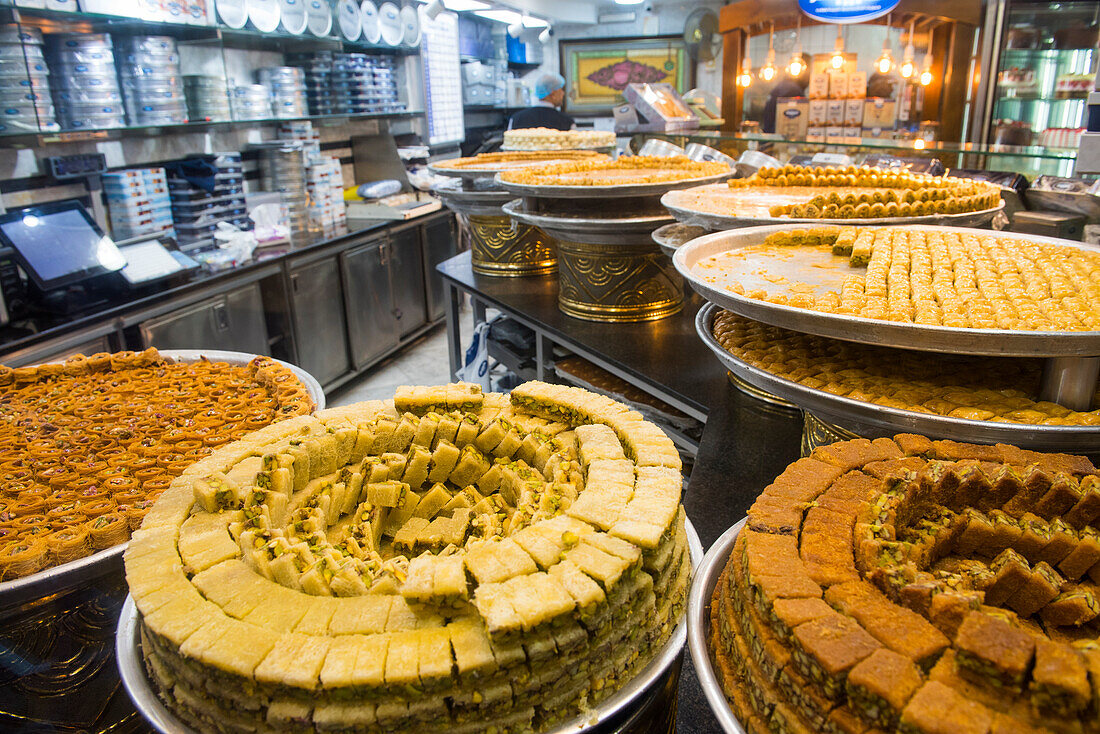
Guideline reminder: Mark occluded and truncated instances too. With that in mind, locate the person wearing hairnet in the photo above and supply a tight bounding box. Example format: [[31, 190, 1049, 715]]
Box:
[[509, 72, 574, 131]]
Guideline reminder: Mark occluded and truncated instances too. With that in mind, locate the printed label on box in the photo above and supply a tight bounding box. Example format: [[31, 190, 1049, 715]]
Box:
[[828, 71, 849, 99], [863, 98, 897, 128], [809, 99, 828, 125], [809, 73, 830, 99], [775, 99, 810, 139], [848, 71, 867, 98], [845, 98, 864, 125], [826, 99, 845, 125]]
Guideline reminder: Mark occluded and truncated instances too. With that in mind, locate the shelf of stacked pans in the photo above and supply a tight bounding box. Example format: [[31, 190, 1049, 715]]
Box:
[[117, 381, 701, 734], [660, 165, 1004, 232], [691, 434, 1100, 734], [0, 349, 323, 614], [430, 151, 608, 277], [495, 156, 731, 322], [674, 223, 1100, 452]]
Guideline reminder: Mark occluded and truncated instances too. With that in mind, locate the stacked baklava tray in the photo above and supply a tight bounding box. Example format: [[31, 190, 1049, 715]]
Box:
[[124, 381, 691, 734], [709, 434, 1100, 734]]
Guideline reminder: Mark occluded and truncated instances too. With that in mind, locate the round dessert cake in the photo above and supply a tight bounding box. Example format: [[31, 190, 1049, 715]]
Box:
[[499, 155, 729, 188], [125, 381, 690, 733], [431, 150, 607, 173], [0, 349, 314, 580], [710, 434, 1100, 734], [502, 128, 616, 151]]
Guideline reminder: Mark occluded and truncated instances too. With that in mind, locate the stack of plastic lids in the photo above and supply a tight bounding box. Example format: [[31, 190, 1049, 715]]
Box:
[[287, 51, 337, 116], [167, 152, 248, 252], [278, 121, 346, 238], [330, 53, 403, 115], [0, 25, 57, 133], [254, 140, 311, 244], [183, 75, 231, 122], [257, 66, 307, 119], [103, 167, 173, 241], [230, 84, 272, 121], [367, 55, 403, 113], [117, 36, 187, 126], [46, 33, 126, 130]]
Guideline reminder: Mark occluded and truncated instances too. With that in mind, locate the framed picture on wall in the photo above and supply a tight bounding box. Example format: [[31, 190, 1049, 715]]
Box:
[[560, 36, 694, 115]]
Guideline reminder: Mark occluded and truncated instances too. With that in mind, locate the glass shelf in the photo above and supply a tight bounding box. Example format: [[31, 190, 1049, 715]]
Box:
[[1003, 47, 1099, 58], [996, 95, 1087, 103]]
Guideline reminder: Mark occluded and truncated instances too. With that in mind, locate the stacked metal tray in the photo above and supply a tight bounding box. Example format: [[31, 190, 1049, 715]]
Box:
[[675, 224, 1100, 451]]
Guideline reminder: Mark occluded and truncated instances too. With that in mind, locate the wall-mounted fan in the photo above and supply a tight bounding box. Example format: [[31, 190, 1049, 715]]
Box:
[[684, 7, 722, 62]]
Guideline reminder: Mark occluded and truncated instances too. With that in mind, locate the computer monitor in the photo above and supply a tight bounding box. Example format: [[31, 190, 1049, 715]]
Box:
[[0, 200, 125, 291]]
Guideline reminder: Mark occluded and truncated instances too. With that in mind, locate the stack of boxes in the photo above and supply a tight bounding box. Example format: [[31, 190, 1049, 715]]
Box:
[[777, 66, 902, 144], [103, 167, 173, 241], [166, 152, 249, 251], [461, 59, 506, 108], [277, 121, 346, 239]]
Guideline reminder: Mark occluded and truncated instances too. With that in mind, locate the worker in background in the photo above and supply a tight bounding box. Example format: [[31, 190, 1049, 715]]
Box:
[[762, 53, 810, 134], [509, 72, 574, 131]]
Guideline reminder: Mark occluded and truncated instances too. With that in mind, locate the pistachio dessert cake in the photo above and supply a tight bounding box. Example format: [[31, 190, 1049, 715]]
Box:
[[711, 434, 1100, 734], [125, 382, 690, 733]]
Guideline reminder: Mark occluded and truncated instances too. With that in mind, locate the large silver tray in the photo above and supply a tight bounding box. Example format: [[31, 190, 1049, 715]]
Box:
[[652, 223, 709, 257], [661, 183, 1003, 230], [435, 186, 517, 216], [496, 171, 732, 200], [503, 199, 673, 245], [686, 519, 746, 734], [118, 517, 703, 734], [1025, 189, 1100, 221], [0, 350, 324, 612], [697, 303, 1100, 452], [675, 224, 1100, 357], [429, 154, 610, 183]]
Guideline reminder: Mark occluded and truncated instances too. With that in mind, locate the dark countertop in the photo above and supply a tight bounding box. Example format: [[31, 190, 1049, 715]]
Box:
[[437, 251, 805, 732], [0, 214, 441, 358]]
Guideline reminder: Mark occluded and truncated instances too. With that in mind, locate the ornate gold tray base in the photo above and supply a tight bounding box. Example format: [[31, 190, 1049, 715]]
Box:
[[557, 238, 684, 323], [464, 213, 558, 277], [801, 412, 862, 456]]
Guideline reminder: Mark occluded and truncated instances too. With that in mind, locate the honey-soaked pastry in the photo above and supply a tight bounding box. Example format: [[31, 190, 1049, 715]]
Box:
[[708, 434, 1100, 734], [125, 382, 690, 734], [432, 150, 607, 171], [499, 155, 728, 188], [502, 128, 616, 151], [0, 349, 314, 581]]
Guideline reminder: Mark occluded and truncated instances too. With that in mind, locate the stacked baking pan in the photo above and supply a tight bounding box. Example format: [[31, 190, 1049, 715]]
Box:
[[257, 66, 307, 119], [331, 53, 402, 114], [167, 152, 248, 251], [104, 167, 173, 241], [46, 33, 125, 131], [116, 36, 187, 126], [0, 25, 57, 133], [230, 84, 272, 121], [255, 140, 311, 244], [183, 75, 231, 122], [287, 51, 338, 116]]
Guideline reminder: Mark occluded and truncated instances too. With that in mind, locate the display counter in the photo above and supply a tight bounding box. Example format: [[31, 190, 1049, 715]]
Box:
[[437, 249, 806, 733]]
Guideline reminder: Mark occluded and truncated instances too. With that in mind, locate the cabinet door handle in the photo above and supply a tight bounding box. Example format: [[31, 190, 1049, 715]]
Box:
[[214, 303, 230, 332], [393, 308, 402, 320], [291, 274, 299, 293]]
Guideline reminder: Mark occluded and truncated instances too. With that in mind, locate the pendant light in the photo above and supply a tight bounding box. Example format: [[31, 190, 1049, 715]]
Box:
[[760, 22, 777, 82], [899, 18, 916, 79], [738, 36, 753, 87], [830, 24, 845, 70], [876, 14, 893, 74], [919, 25, 934, 86], [788, 16, 805, 77]]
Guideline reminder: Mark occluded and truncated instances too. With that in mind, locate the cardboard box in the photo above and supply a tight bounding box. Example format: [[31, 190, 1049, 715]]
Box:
[[825, 99, 845, 125], [862, 127, 894, 140], [844, 126, 862, 142], [826, 125, 844, 141], [807, 126, 826, 143], [808, 100, 828, 125], [848, 71, 867, 99], [828, 71, 849, 99], [809, 73, 830, 100], [863, 98, 897, 129], [775, 98, 809, 139], [845, 99, 864, 125]]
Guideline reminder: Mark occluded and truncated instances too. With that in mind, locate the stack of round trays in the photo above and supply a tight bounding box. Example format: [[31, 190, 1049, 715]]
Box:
[[256, 140, 310, 243], [183, 75, 231, 122], [116, 36, 187, 127], [230, 84, 272, 121], [289, 52, 338, 116], [0, 25, 57, 133], [256, 66, 307, 119], [331, 53, 398, 115], [46, 33, 125, 131]]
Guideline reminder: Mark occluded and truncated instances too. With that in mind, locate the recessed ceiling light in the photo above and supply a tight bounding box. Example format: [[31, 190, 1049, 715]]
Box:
[[614, 0, 646, 5]]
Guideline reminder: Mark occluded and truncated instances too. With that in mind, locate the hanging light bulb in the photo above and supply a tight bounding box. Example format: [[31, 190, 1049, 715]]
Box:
[[919, 25, 934, 86], [738, 53, 753, 87], [760, 22, 777, 82], [876, 14, 893, 74], [830, 25, 846, 70], [899, 18, 916, 79], [788, 16, 804, 77]]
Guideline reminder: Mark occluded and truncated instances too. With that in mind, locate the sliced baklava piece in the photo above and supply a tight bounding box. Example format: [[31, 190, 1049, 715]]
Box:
[[1029, 639, 1091, 716], [954, 611, 1035, 691], [789, 610, 881, 700], [1034, 472, 1082, 520], [1058, 526, 1100, 580], [1007, 562, 1063, 618], [1038, 589, 1100, 627], [1063, 475, 1100, 529], [1034, 518, 1078, 566], [898, 681, 995, 734], [845, 648, 923, 729], [986, 510, 1024, 557]]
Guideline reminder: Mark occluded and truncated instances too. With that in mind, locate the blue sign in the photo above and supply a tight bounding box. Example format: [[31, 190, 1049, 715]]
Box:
[[799, 0, 900, 24]]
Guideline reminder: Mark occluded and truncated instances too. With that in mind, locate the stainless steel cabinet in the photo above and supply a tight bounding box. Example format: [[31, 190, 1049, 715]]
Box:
[[139, 284, 269, 355], [342, 240, 399, 368], [289, 257, 350, 387], [2, 332, 114, 367], [388, 227, 427, 339], [422, 214, 457, 323]]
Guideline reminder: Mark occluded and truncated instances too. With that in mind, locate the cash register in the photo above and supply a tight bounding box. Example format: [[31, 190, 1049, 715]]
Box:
[[0, 200, 198, 318]]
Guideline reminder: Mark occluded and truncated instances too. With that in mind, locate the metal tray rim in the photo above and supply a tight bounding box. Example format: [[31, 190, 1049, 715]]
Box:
[[686, 518, 747, 734], [119, 517, 703, 734], [502, 198, 673, 233], [652, 223, 709, 258], [696, 303, 1100, 450], [0, 350, 325, 608], [495, 171, 732, 199], [675, 224, 1100, 357]]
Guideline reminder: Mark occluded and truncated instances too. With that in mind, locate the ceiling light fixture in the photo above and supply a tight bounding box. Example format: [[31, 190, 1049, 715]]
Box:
[[507, 18, 523, 37], [899, 18, 916, 79], [919, 25, 934, 86], [759, 21, 777, 82], [416, 0, 489, 10], [876, 13, 893, 74], [738, 37, 753, 87], [787, 16, 804, 77], [614, 0, 646, 5], [538, 26, 551, 44], [830, 24, 845, 70], [424, 0, 445, 20]]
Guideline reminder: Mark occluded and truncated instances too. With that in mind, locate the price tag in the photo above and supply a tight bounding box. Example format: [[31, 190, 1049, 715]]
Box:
[[811, 152, 853, 167]]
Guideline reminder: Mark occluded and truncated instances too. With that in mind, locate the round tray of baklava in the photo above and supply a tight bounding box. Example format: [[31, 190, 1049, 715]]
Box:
[[429, 151, 609, 183], [0, 350, 323, 611], [675, 224, 1100, 357]]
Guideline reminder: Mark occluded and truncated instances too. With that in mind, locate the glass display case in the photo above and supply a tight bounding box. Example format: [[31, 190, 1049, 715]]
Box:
[[987, 1, 1097, 157]]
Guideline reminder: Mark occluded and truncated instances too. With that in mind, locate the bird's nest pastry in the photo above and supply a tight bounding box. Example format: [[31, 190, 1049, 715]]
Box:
[[710, 434, 1100, 734], [125, 382, 690, 734], [0, 349, 314, 581]]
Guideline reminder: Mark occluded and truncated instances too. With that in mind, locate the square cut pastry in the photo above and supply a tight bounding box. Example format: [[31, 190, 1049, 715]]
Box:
[[954, 611, 1035, 690]]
